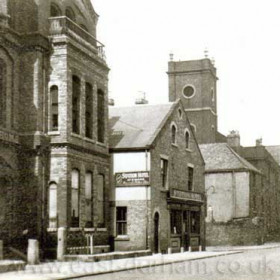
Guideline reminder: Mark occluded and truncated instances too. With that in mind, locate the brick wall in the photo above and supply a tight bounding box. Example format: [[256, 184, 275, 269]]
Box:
[[206, 218, 264, 246]]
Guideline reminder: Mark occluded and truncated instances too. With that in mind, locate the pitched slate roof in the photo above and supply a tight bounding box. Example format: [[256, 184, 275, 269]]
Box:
[[266, 145, 280, 166], [109, 102, 176, 150], [199, 143, 260, 173]]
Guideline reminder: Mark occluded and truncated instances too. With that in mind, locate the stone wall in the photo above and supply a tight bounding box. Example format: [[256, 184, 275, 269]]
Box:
[[206, 217, 265, 246]]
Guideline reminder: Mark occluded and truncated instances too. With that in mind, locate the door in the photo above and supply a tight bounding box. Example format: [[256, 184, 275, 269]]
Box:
[[154, 212, 159, 253], [183, 210, 190, 250]]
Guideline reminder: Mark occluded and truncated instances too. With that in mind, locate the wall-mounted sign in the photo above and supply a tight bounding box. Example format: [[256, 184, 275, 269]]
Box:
[[115, 171, 150, 186], [0, 130, 19, 144], [170, 188, 203, 202]]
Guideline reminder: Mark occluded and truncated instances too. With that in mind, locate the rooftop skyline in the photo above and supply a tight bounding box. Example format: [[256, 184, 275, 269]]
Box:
[[92, 0, 280, 146]]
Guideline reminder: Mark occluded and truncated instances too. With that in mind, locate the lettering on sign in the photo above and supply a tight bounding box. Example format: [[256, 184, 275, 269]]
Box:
[[171, 189, 203, 202], [0, 130, 19, 144], [115, 171, 150, 186]]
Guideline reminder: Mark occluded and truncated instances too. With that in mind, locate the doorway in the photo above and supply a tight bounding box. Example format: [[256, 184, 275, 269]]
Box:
[[154, 212, 159, 253]]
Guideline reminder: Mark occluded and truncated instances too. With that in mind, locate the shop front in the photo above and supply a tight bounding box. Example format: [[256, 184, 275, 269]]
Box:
[[168, 188, 205, 252]]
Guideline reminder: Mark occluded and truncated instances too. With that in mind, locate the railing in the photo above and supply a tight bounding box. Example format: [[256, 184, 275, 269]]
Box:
[[169, 188, 204, 203], [49, 16, 106, 61]]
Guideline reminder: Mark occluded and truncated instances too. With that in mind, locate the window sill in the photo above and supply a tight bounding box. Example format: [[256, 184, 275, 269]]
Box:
[[171, 143, 178, 148], [115, 235, 130, 241], [186, 148, 192, 153], [160, 188, 169, 193], [85, 137, 96, 144], [97, 141, 106, 147], [71, 133, 83, 139], [48, 131, 60, 136], [84, 228, 107, 232]]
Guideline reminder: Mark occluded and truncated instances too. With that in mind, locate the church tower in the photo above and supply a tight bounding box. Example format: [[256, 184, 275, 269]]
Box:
[[168, 57, 218, 144]]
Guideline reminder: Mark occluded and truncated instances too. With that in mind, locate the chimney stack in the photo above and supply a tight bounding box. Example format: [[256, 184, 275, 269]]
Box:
[[256, 138, 263, 146], [108, 98, 115, 106], [227, 130, 240, 149], [135, 91, 148, 105]]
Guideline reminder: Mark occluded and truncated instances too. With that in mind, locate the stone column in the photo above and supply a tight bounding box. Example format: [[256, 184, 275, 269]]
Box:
[[27, 239, 39, 265], [57, 227, 67, 261]]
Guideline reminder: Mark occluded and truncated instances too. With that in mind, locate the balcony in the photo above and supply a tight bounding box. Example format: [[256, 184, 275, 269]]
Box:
[[168, 188, 204, 203], [49, 16, 106, 61]]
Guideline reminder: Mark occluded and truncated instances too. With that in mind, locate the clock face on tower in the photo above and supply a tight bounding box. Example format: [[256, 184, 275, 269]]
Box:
[[183, 85, 195, 98]]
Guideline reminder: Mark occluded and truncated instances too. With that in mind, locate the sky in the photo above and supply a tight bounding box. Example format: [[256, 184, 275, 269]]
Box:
[[92, 0, 280, 146]]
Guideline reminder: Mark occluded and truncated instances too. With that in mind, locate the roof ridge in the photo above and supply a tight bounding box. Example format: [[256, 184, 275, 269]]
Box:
[[226, 145, 259, 172]]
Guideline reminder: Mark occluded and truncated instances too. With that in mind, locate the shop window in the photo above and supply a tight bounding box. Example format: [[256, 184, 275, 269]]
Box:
[[0, 59, 6, 127], [72, 76, 80, 134], [188, 166, 194, 191], [85, 83, 93, 139], [50, 3, 62, 17], [85, 172, 93, 227], [50, 85, 58, 131], [160, 158, 168, 189], [171, 125, 177, 144], [66, 7, 76, 21], [185, 131, 190, 149], [49, 183, 57, 228], [97, 174, 105, 227], [97, 89, 105, 143], [116, 207, 127, 235], [191, 211, 200, 234], [170, 210, 182, 234], [71, 169, 80, 227]]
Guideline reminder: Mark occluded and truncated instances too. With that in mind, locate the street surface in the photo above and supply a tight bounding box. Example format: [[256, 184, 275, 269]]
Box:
[[74, 247, 280, 280]]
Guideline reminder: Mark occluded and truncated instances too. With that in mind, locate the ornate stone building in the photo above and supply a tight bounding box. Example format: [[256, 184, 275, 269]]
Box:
[[0, 0, 112, 257]]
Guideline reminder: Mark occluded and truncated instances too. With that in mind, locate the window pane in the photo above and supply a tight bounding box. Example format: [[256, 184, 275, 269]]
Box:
[[97, 90, 105, 143], [72, 76, 80, 134], [85, 172, 93, 226], [71, 169, 80, 227], [97, 174, 105, 226], [85, 83, 93, 138]]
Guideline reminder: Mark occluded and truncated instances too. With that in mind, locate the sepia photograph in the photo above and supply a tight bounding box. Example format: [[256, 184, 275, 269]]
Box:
[[0, 0, 279, 279]]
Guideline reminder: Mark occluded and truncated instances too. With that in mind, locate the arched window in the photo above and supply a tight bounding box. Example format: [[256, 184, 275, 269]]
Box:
[[85, 171, 93, 227], [85, 83, 93, 139], [50, 85, 58, 131], [71, 169, 80, 227], [97, 174, 105, 227], [49, 183, 57, 228], [50, 3, 62, 17], [185, 130, 190, 149], [97, 89, 105, 143], [171, 125, 177, 144], [0, 59, 6, 127], [72, 76, 80, 134], [66, 7, 76, 21], [190, 124, 196, 134]]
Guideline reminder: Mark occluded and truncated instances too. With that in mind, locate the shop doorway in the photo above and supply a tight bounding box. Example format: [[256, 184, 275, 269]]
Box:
[[154, 212, 159, 253]]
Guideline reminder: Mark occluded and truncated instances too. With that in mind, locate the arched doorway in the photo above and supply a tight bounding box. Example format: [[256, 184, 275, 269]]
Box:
[[154, 212, 159, 253]]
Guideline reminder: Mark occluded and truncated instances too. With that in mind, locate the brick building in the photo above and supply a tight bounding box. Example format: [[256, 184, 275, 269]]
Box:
[[168, 57, 280, 245], [200, 142, 265, 245], [109, 101, 206, 253], [228, 136, 280, 240], [0, 0, 112, 257]]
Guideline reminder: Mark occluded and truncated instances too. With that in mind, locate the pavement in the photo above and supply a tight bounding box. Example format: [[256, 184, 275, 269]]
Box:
[[0, 243, 279, 280]]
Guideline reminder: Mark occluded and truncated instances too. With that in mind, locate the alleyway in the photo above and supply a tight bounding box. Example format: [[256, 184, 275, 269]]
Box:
[[76, 247, 280, 280]]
